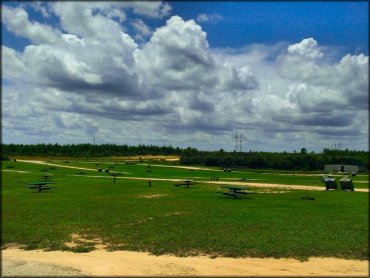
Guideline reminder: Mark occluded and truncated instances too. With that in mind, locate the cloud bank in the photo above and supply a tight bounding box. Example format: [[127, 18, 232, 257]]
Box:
[[2, 2, 368, 151]]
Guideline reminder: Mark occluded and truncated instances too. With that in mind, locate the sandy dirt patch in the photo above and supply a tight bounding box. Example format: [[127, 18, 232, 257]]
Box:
[[2, 248, 368, 276], [64, 234, 108, 250], [201, 180, 369, 192], [254, 190, 291, 194], [165, 158, 180, 161], [137, 193, 167, 198], [2, 258, 85, 276], [3, 169, 31, 173], [138, 163, 221, 171]]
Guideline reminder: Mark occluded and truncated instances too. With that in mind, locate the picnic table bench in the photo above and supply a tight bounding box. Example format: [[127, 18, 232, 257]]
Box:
[[218, 185, 254, 198], [27, 181, 57, 193], [174, 180, 195, 188]]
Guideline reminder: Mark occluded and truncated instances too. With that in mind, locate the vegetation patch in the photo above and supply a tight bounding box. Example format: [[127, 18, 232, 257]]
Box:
[[2, 144, 367, 171], [1, 159, 368, 260]]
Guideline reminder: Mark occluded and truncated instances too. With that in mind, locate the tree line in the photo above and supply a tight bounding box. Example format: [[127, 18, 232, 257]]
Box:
[[1, 143, 182, 157], [180, 148, 368, 171], [1, 143, 368, 171]]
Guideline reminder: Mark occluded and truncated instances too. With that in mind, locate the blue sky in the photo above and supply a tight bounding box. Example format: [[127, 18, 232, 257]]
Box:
[[2, 1, 369, 152], [172, 1, 368, 54], [3, 1, 368, 54]]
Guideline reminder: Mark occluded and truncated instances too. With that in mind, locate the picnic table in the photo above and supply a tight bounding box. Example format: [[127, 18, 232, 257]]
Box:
[[174, 180, 195, 188], [218, 185, 254, 198], [27, 181, 56, 193]]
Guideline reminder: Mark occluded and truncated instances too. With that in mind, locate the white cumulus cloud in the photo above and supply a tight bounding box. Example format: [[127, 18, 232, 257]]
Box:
[[2, 5, 60, 44], [196, 13, 224, 24], [287, 38, 323, 59], [1, 2, 368, 151]]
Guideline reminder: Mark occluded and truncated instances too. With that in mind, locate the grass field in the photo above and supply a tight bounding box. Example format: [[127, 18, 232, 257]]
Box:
[[2, 159, 368, 260]]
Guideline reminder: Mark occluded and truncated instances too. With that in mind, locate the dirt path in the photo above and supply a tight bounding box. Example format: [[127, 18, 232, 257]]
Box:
[[15, 160, 369, 192], [2, 248, 368, 276], [3, 169, 31, 173], [75, 175, 368, 192], [16, 160, 100, 172], [138, 163, 222, 171], [203, 180, 370, 192], [18, 159, 216, 172]]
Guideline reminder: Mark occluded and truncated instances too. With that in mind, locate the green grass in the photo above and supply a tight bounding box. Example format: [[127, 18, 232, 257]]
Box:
[[1, 160, 368, 260], [28, 160, 369, 189]]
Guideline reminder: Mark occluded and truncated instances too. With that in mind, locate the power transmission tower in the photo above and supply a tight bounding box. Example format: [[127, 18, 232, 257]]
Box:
[[233, 134, 239, 152], [233, 134, 245, 152], [239, 134, 244, 152]]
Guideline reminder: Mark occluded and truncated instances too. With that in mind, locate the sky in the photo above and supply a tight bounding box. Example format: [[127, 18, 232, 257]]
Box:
[[1, 1, 369, 152]]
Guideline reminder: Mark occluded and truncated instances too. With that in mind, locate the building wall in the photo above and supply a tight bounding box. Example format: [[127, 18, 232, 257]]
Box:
[[324, 164, 359, 173]]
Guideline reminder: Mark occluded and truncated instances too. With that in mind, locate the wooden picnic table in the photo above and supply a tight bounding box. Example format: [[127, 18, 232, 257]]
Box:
[[174, 180, 195, 188], [219, 185, 254, 198], [27, 181, 56, 193]]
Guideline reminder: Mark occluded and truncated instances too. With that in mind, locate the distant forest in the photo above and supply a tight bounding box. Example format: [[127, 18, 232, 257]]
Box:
[[1, 143, 368, 171]]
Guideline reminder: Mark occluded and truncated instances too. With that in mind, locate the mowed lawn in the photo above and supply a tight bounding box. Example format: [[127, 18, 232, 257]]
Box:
[[12, 159, 369, 188], [2, 160, 368, 260]]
